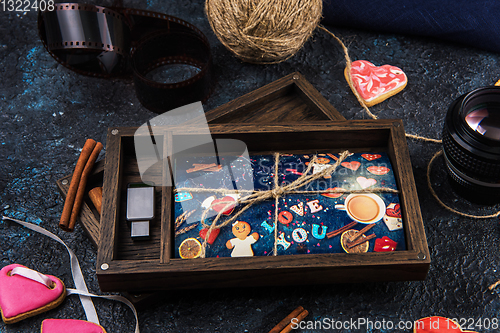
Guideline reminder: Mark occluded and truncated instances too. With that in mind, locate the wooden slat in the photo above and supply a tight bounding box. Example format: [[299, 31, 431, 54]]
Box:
[[97, 128, 124, 266], [96, 251, 428, 292]]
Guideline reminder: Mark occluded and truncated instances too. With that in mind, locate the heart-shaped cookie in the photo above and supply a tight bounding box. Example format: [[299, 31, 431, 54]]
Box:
[[211, 196, 236, 215], [386, 203, 401, 218], [341, 161, 361, 171], [361, 153, 382, 161], [357, 176, 377, 189], [367, 165, 390, 175], [0, 264, 66, 324], [414, 316, 478, 333], [199, 227, 221, 245], [42, 319, 107, 333], [346, 60, 407, 107]]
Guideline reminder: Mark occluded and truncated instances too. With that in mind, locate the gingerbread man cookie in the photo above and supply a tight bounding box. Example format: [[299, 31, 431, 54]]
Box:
[[226, 221, 259, 257]]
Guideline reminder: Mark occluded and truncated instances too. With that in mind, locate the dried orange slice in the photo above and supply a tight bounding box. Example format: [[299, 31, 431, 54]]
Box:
[[179, 238, 202, 259], [340, 230, 369, 254]]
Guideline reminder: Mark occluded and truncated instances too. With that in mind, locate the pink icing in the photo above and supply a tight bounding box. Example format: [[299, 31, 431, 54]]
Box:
[[349, 60, 407, 102], [42, 319, 106, 333], [0, 264, 64, 319]]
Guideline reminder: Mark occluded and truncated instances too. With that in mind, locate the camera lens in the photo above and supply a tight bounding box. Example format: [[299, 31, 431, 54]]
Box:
[[442, 86, 500, 203]]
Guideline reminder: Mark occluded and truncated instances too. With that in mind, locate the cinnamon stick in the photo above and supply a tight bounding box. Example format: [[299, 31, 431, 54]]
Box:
[[348, 223, 376, 244], [269, 306, 305, 333], [186, 163, 219, 173], [346, 233, 376, 249], [203, 165, 222, 172], [88, 187, 103, 215], [326, 221, 357, 238], [59, 139, 96, 230], [326, 153, 338, 161], [61, 141, 103, 232], [280, 309, 309, 333]]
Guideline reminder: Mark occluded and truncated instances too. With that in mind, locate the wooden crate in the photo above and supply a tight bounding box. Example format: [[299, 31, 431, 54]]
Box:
[[56, 72, 345, 247], [96, 120, 430, 292]]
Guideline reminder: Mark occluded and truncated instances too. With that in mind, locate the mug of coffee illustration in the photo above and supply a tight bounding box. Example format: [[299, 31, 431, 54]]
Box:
[[335, 193, 386, 224]]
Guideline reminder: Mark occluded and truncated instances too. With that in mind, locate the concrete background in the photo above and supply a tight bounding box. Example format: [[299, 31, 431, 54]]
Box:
[[2, 1, 500, 332]]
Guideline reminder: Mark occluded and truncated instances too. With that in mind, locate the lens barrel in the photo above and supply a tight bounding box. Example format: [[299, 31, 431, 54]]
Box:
[[442, 86, 500, 203]]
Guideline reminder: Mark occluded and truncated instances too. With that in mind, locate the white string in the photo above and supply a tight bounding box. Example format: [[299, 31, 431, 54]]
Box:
[[10, 266, 54, 289], [66, 289, 140, 333]]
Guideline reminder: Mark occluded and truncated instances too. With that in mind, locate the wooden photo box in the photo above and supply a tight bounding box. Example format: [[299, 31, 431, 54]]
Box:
[[96, 120, 430, 292]]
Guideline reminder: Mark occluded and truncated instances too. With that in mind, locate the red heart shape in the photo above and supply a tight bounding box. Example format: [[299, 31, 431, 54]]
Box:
[[199, 227, 221, 245], [0, 264, 66, 324], [386, 203, 401, 218], [42, 319, 106, 333], [341, 161, 361, 171], [361, 153, 382, 161], [211, 196, 236, 215], [346, 60, 407, 107], [415, 316, 478, 333], [367, 165, 390, 175]]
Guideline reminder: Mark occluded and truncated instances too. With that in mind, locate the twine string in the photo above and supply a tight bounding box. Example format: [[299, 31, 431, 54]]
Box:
[[273, 153, 280, 256]]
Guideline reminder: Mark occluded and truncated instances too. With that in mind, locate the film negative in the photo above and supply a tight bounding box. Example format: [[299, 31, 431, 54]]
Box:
[[38, 3, 213, 113]]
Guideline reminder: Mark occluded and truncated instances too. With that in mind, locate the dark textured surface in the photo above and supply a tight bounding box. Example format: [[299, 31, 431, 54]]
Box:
[[2, 1, 500, 332]]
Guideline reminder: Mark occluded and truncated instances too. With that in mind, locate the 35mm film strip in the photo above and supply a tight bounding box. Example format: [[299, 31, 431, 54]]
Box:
[[38, 3, 213, 113]]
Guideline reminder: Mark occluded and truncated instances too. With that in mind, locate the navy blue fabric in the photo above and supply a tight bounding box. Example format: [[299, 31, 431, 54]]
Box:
[[322, 0, 500, 53]]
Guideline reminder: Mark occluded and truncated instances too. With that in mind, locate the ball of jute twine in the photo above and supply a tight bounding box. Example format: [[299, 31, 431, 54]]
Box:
[[205, 0, 323, 64]]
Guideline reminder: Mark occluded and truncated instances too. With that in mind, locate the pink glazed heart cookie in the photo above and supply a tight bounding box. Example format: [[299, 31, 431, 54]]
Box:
[[42, 319, 107, 333], [0, 264, 66, 324], [345, 60, 407, 107]]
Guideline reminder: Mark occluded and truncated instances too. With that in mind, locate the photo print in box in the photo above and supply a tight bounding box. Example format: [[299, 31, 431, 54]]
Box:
[[173, 151, 405, 259]]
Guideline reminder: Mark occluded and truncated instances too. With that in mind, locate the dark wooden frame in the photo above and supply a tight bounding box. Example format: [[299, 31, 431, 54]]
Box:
[[96, 120, 430, 292]]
